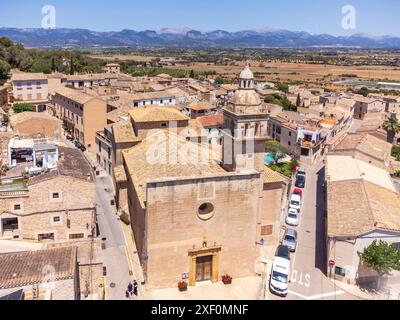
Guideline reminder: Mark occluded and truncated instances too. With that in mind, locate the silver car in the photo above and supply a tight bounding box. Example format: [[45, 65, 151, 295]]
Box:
[[282, 228, 298, 252]]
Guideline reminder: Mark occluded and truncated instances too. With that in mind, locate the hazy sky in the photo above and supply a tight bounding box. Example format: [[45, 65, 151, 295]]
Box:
[[0, 0, 399, 36]]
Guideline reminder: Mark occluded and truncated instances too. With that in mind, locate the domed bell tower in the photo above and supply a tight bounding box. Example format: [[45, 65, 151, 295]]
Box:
[[222, 63, 269, 173]]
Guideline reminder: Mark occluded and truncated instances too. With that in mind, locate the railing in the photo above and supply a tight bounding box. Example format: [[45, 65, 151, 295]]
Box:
[[96, 131, 112, 145], [0, 189, 29, 198]]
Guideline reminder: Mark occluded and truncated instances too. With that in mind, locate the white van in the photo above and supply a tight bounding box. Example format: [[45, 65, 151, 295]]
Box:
[[269, 256, 291, 297]]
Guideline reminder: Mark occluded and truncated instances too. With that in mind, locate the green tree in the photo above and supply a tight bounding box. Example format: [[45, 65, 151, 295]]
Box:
[[2, 113, 9, 123], [12, 103, 34, 114], [296, 94, 301, 108], [382, 116, 400, 144], [357, 87, 370, 97], [189, 69, 195, 79], [360, 240, 400, 279], [265, 141, 290, 164], [277, 83, 289, 93], [214, 77, 226, 85], [0, 59, 11, 79]]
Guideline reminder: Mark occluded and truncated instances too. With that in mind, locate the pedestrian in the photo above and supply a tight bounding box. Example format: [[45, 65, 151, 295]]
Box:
[[133, 280, 138, 296], [127, 282, 133, 298]]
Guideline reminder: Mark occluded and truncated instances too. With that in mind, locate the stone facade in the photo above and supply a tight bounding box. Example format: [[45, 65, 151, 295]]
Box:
[[0, 175, 95, 242], [129, 174, 261, 289]]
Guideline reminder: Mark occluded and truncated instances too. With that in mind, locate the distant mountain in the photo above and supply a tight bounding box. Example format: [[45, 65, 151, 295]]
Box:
[[1, 27, 400, 49]]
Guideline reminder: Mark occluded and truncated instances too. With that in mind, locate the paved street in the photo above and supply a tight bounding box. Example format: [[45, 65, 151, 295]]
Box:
[[269, 160, 360, 300]]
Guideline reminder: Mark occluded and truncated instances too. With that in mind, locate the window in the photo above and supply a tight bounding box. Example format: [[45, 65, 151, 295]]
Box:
[[14, 204, 21, 211], [335, 266, 346, 277], [289, 132, 292, 137], [69, 233, 84, 240], [261, 225, 273, 236], [197, 203, 215, 221], [288, 141, 291, 146], [53, 216, 61, 223], [161, 122, 168, 128], [38, 233, 55, 241], [52, 192, 60, 199]]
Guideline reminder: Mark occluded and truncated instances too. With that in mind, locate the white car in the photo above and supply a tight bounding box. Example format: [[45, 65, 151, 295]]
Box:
[[286, 208, 299, 226], [289, 194, 301, 212], [269, 256, 291, 297]]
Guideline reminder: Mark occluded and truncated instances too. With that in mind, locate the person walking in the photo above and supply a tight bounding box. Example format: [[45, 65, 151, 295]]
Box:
[[127, 282, 133, 298], [133, 280, 138, 297]]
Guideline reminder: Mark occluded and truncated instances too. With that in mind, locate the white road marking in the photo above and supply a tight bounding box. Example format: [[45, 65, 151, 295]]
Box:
[[288, 290, 346, 300]]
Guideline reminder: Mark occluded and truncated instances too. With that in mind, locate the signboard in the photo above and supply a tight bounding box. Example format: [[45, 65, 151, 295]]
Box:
[[182, 272, 189, 280]]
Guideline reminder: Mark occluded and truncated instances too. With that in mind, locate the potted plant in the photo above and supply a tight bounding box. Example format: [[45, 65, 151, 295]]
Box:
[[178, 281, 188, 292], [222, 274, 232, 285]]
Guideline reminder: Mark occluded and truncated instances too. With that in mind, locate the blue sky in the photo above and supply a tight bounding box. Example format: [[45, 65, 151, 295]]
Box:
[[0, 0, 399, 36]]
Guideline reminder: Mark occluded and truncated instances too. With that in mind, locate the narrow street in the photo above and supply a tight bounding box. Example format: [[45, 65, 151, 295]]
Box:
[[269, 160, 360, 300]]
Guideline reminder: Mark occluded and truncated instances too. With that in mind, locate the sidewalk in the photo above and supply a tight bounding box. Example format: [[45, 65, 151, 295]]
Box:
[[330, 278, 400, 301]]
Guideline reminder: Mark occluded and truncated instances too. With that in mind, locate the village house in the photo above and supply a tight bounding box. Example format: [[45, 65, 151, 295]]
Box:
[[182, 100, 218, 119], [66, 73, 118, 89], [119, 65, 289, 289], [326, 155, 400, 287], [353, 96, 385, 120], [197, 114, 224, 145], [51, 86, 107, 151], [11, 72, 49, 112], [104, 63, 121, 74], [131, 90, 177, 107], [0, 146, 96, 242]]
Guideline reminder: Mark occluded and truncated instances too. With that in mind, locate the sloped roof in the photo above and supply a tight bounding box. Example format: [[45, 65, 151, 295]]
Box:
[[129, 106, 189, 123], [0, 247, 76, 289], [328, 179, 400, 237]]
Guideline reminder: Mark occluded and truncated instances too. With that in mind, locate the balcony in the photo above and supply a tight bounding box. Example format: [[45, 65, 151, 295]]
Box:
[[96, 131, 112, 145], [0, 178, 29, 199]]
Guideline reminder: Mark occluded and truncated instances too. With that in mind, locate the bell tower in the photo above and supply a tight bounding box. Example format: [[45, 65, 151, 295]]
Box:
[[222, 63, 269, 173]]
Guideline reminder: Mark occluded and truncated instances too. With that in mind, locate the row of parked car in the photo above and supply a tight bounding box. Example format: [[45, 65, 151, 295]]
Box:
[[269, 169, 307, 297], [65, 133, 87, 152]]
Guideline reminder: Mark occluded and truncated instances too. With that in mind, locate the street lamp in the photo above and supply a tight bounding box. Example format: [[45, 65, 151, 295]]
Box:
[[256, 238, 265, 246]]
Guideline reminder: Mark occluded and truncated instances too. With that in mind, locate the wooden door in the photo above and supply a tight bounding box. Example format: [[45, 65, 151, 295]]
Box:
[[196, 255, 213, 282]]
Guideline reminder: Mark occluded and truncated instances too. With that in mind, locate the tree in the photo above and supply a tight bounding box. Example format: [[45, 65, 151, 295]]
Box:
[[296, 94, 301, 108], [277, 83, 289, 93], [70, 56, 75, 75], [382, 116, 400, 144], [357, 87, 370, 97], [12, 103, 34, 114], [265, 141, 290, 164], [360, 240, 400, 280], [214, 77, 226, 85], [0, 59, 10, 79], [189, 69, 195, 79], [51, 57, 56, 72]]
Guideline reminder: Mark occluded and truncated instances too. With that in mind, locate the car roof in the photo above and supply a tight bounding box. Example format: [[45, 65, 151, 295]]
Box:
[[285, 228, 297, 237], [273, 257, 290, 272], [291, 194, 301, 200], [288, 208, 298, 214], [276, 245, 290, 256]]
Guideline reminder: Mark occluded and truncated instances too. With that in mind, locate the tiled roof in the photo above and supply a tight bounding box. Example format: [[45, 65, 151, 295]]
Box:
[[262, 166, 290, 184], [10, 112, 61, 126], [28, 146, 94, 185], [129, 106, 189, 123], [54, 86, 101, 104], [122, 132, 229, 207], [331, 133, 391, 162], [197, 114, 224, 128], [131, 90, 176, 101], [11, 72, 47, 81], [112, 122, 138, 144], [0, 247, 76, 289], [328, 179, 400, 237]]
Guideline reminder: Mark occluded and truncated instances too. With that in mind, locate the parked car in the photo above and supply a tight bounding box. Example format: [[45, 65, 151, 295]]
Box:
[[295, 174, 306, 189], [297, 168, 306, 177], [66, 134, 74, 141], [293, 188, 303, 199], [74, 141, 87, 152], [286, 208, 300, 226], [269, 256, 291, 297], [282, 228, 297, 252], [289, 194, 301, 212], [275, 245, 290, 261]]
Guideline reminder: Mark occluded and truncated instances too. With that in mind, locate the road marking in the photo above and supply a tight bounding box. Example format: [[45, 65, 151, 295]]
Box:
[[288, 290, 346, 300]]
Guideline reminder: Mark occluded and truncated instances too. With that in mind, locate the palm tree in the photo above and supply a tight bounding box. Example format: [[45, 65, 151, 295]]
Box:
[[382, 116, 400, 144]]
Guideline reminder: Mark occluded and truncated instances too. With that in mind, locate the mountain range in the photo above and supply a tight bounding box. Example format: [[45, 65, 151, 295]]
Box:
[[1, 27, 400, 49]]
